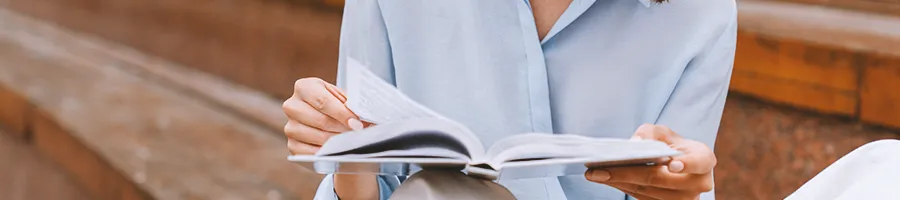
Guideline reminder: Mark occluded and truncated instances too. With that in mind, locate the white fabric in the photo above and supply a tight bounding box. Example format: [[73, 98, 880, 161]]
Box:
[[786, 139, 900, 200]]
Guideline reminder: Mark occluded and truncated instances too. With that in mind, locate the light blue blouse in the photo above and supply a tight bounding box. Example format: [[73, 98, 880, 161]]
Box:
[[314, 0, 736, 199]]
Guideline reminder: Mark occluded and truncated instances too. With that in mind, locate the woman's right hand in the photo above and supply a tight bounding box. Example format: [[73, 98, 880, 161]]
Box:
[[283, 77, 363, 155], [283, 77, 378, 200]]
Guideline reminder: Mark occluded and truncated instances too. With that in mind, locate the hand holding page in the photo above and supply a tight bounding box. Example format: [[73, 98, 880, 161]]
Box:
[[289, 58, 681, 180]]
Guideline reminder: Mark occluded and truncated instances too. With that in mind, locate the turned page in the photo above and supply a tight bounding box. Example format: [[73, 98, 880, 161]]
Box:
[[343, 57, 448, 124], [333, 58, 486, 159], [315, 118, 482, 160]]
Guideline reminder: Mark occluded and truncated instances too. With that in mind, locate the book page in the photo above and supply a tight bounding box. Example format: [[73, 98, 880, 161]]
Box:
[[343, 57, 448, 124], [482, 134, 680, 169], [339, 58, 485, 158], [316, 118, 485, 161]]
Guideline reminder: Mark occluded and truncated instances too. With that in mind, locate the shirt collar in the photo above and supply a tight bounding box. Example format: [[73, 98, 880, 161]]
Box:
[[638, 0, 653, 7], [538, 0, 652, 44]]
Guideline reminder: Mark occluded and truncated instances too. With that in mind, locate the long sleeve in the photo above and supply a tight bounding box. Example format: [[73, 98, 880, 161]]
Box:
[[650, 11, 737, 200], [313, 0, 402, 199], [654, 15, 736, 149], [334, 0, 395, 88]]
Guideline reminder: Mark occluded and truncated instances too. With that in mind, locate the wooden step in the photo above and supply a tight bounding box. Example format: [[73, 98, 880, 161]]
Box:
[[0, 8, 320, 200], [734, 0, 900, 128], [768, 0, 900, 17], [0, 129, 91, 200], [0, 0, 343, 100]]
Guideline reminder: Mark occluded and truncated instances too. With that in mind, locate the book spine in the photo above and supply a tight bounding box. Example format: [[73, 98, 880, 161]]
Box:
[[463, 165, 500, 180]]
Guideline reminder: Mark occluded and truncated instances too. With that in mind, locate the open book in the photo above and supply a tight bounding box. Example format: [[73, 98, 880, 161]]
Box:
[[288, 58, 681, 180]]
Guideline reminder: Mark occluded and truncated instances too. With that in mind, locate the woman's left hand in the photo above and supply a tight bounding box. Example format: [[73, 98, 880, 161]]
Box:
[[585, 124, 717, 200]]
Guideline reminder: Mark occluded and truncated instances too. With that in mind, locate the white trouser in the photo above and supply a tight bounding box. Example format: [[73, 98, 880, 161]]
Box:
[[786, 139, 900, 200]]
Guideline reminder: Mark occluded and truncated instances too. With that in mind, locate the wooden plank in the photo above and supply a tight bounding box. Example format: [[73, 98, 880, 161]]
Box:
[[1, 0, 341, 100], [731, 30, 865, 116], [322, 0, 344, 8], [31, 111, 153, 200], [735, 31, 860, 91], [738, 0, 900, 58], [729, 70, 857, 115], [0, 130, 91, 200], [0, 84, 30, 137], [860, 56, 900, 129], [733, 1, 900, 117], [769, 0, 900, 17]]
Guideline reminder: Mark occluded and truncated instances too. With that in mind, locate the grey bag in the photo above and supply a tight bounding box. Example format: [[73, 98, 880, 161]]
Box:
[[390, 170, 517, 200]]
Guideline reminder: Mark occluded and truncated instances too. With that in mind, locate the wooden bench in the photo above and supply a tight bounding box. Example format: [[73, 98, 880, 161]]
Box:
[[768, 0, 900, 17], [0, 129, 91, 200], [0, 9, 322, 199], [0, 0, 343, 100], [734, 0, 900, 128]]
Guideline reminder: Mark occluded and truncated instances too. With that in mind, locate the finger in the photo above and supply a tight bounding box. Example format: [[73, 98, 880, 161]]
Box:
[[668, 140, 717, 174], [633, 124, 716, 174], [284, 120, 338, 146], [324, 83, 348, 103], [604, 182, 695, 200], [287, 139, 321, 155], [588, 166, 695, 190], [633, 124, 678, 143], [346, 118, 365, 131], [295, 79, 358, 127], [283, 96, 350, 132], [591, 166, 714, 192]]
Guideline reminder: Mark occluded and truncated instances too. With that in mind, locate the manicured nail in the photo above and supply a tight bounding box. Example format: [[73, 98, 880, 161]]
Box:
[[589, 169, 610, 181], [347, 118, 364, 131], [668, 160, 685, 173], [630, 135, 643, 141]]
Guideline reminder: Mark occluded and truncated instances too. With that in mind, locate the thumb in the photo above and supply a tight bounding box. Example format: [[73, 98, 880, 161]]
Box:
[[632, 124, 714, 174], [668, 140, 716, 174]]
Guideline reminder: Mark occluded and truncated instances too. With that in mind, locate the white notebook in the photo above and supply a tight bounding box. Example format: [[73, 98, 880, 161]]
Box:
[[288, 58, 681, 180]]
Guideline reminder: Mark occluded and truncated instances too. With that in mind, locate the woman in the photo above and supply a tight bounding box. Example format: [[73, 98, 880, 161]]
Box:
[[282, 0, 735, 199]]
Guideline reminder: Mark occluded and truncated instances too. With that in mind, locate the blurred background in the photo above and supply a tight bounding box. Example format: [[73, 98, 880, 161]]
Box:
[[0, 0, 897, 199]]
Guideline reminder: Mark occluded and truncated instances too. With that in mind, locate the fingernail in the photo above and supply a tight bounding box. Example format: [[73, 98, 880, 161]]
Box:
[[630, 135, 643, 141], [589, 169, 610, 181], [668, 160, 685, 173], [347, 118, 364, 131]]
